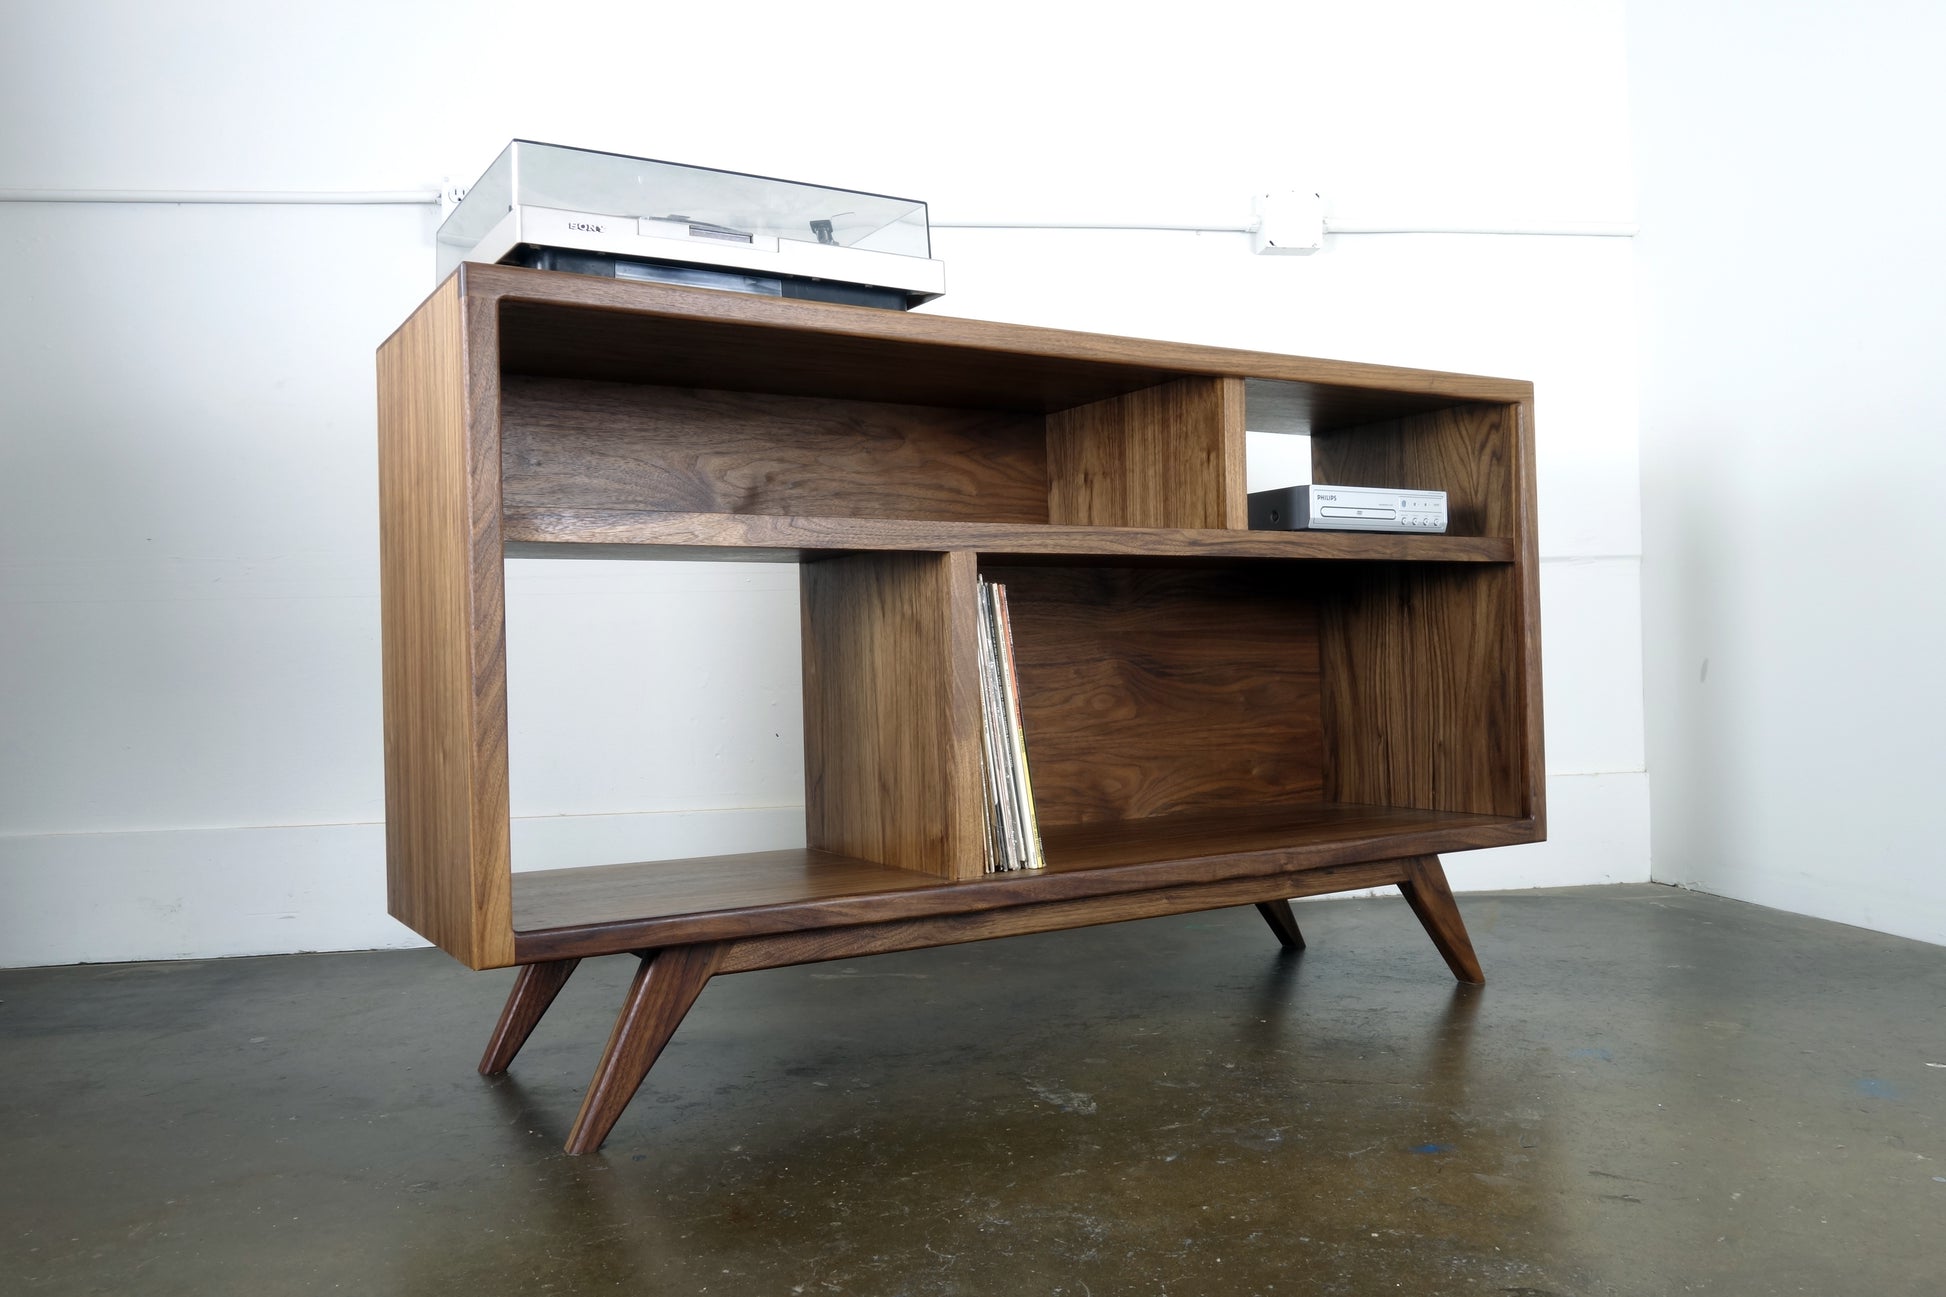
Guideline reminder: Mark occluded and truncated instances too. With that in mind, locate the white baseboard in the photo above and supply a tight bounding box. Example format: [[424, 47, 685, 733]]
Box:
[[1654, 865, 1946, 949], [0, 772, 1649, 969], [0, 807, 806, 969], [1298, 770, 1652, 901], [1449, 769, 1651, 889]]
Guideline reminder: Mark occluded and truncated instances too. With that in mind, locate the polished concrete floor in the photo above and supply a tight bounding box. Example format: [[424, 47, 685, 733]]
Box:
[[3, 883, 1943, 1296]]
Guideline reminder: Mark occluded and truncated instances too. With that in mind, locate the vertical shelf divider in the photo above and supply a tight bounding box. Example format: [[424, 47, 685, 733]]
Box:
[[802, 550, 986, 881], [1047, 376, 1247, 528]]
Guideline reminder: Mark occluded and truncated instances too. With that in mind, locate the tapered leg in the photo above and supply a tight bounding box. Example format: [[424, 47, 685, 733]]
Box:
[[1254, 899, 1307, 949], [564, 943, 724, 1155], [478, 958, 581, 1075], [1397, 855, 1485, 985]]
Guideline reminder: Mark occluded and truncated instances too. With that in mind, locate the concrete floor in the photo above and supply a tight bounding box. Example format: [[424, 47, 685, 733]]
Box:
[[3, 884, 1943, 1296]]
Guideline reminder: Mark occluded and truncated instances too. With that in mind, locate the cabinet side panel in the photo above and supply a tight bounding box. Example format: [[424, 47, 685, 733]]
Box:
[[377, 281, 514, 968], [802, 551, 984, 880], [1312, 403, 1515, 538], [1047, 377, 1247, 528], [464, 296, 515, 949], [1513, 397, 1546, 830], [501, 377, 1049, 524], [997, 566, 1324, 826]]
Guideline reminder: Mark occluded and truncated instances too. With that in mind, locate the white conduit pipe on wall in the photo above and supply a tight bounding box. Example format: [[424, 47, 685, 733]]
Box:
[[933, 218, 1640, 237], [0, 189, 444, 205], [0, 189, 1639, 238]]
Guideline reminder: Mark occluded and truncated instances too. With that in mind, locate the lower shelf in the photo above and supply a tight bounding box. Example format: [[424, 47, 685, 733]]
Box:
[[510, 802, 1537, 961]]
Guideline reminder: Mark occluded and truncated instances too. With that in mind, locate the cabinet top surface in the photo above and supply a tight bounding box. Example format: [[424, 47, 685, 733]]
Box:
[[431, 263, 1532, 421]]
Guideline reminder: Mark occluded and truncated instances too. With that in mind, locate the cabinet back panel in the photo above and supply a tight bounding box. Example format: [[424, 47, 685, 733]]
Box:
[[1311, 403, 1515, 538], [991, 565, 1325, 827], [501, 376, 1050, 523]]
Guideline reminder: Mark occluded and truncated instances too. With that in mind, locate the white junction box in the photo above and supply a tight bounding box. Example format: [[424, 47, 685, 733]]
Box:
[[1250, 190, 1325, 255], [1247, 484, 1449, 533]]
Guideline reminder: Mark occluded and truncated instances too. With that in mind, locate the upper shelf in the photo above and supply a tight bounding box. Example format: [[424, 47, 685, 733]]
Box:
[[502, 508, 1517, 564], [456, 263, 1533, 433]]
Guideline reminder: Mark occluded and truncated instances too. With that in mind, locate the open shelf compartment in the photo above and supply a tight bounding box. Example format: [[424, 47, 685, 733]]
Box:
[[489, 262, 1529, 552], [378, 267, 1542, 970], [508, 551, 1541, 958], [509, 803, 1537, 961], [987, 555, 1534, 843]]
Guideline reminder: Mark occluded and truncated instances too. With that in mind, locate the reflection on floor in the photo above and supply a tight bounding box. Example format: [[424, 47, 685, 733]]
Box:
[[3, 884, 1943, 1296]]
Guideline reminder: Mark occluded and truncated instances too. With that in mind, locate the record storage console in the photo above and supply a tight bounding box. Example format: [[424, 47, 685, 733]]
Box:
[[376, 264, 1546, 1153]]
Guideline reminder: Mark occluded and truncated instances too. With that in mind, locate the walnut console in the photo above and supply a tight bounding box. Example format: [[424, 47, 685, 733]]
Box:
[[377, 264, 1546, 1154]]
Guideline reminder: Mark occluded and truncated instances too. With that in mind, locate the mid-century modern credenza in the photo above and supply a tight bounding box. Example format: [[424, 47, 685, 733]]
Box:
[[376, 264, 1544, 1153]]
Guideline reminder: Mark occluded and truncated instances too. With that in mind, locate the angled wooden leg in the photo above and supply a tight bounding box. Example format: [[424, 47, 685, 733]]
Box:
[[1397, 855, 1485, 985], [1254, 899, 1307, 950], [565, 942, 725, 1155], [478, 958, 581, 1075]]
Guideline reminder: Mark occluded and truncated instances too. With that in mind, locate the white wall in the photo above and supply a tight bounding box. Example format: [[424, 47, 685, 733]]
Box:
[[0, 0, 1647, 967], [1631, 1, 1946, 944]]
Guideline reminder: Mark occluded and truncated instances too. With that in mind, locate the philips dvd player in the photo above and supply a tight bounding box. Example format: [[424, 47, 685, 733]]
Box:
[[1247, 485, 1448, 533]]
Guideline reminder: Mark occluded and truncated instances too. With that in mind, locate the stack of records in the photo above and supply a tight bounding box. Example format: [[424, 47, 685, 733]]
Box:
[[976, 578, 1045, 872]]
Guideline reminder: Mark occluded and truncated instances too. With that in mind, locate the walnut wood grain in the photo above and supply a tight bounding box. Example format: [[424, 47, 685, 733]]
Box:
[[992, 565, 1324, 826], [713, 859, 1404, 974], [372, 267, 1552, 1157], [1320, 566, 1528, 817], [1255, 899, 1307, 949], [1033, 803, 1524, 869], [1396, 855, 1485, 984], [1510, 397, 1548, 831], [1320, 565, 1425, 809], [1046, 377, 1246, 528], [500, 509, 1517, 564], [465, 264, 1533, 420], [509, 805, 1538, 962], [1306, 401, 1516, 538], [801, 551, 984, 880], [377, 279, 513, 969], [500, 376, 1049, 523], [377, 268, 1544, 996], [478, 957, 580, 1074], [1420, 566, 1527, 817], [564, 942, 724, 1154], [512, 848, 946, 932], [1309, 403, 1536, 820]]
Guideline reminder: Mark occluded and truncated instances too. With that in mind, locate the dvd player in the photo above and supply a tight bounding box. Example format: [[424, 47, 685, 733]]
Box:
[[1247, 485, 1448, 533]]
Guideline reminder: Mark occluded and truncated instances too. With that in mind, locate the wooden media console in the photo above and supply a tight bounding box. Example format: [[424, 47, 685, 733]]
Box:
[[377, 264, 1545, 1153]]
